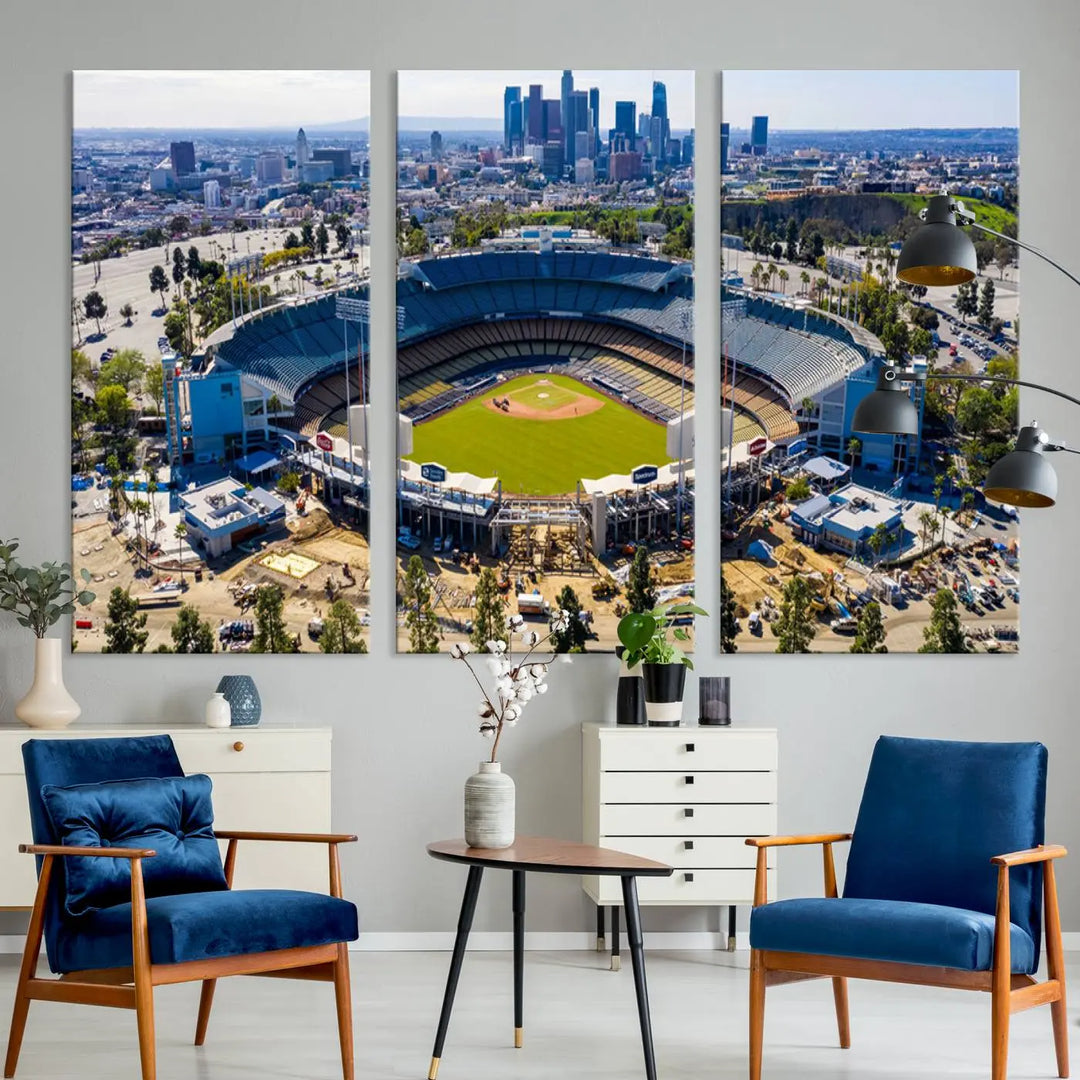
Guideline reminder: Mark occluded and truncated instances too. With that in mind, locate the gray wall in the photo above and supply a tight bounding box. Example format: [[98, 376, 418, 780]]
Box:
[[2, 0, 1079, 937]]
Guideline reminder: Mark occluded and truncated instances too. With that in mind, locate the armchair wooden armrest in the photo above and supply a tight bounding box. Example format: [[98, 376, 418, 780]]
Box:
[[19, 843, 157, 859], [991, 844, 1067, 867], [746, 833, 852, 849], [213, 830, 357, 844]]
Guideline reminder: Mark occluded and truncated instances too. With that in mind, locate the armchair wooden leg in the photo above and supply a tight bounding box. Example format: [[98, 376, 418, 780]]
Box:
[[749, 948, 766, 1080], [131, 859, 156, 1080], [991, 864, 1011, 1080], [1045, 861, 1069, 1078], [832, 977, 850, 1049], [333, 943, 354, 1080], [194, 979, 216, 1046]]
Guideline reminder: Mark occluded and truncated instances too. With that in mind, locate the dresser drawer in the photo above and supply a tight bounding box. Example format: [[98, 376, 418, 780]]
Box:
[[598, 730, 777, 772], [601, 802, 776, 837], [600, 835, 771, 870], [592, 868, 775, 906], [601, 770, 776, 804], [173, 730, 332, 775]]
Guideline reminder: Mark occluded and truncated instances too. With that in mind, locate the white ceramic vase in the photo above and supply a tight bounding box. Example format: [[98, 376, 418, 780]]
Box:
[[15, 638, 81, 729], [204, 692, 231, 728], [464, 761, 515, 849]]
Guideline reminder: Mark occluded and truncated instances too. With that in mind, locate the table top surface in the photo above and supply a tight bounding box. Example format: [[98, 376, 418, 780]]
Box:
[[427, 837, 673, 876]]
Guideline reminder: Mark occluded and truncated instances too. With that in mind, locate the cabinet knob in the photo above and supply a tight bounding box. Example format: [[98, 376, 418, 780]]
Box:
[[684, 840, 695, 851], [684, 775, 695, 785], [683, 808, 694, 818], [232, 741, 245, 752], [685, 742, 695, 752], [684, 873, 695, 883]]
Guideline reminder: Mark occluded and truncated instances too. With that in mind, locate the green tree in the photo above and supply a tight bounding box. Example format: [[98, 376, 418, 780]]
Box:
[[719, 571, 738, 653], [786, 475, 811, 502], [785, 218, 799, 262], [171, 248, 186, 295], [168, 214, 191, 238], [145, 362, 164, 414], [470, 566, 506, 651], [83, 290, 107, 336], [163, 304, 193, 357], [315, 224, 330, 257], [956, 386, 1001, 436], [300, 222, 315, 252], [403, 554, 440, 652], [72, 348, 93, 387], [919, 588, 971, 653], [171, 604, 215, 653], [277, 470, 301, 495], [335, 223, 351, 252], [551, 585, 587, 653], [186, 245, 202, 281], [403, 228, 429, 256], [956, 280, 977, 323], [320, 599, 368, 653], [251, 585, 293, 653], [626, 546, 657, 613], [867, 522, 889, 566], [772, 576, 816, 654], [978, 277, 996, 326], [119, 303, 134, 326], [149, 264, 169, 309], [99, 349, 146, 394], [102, 587, 148, 653], [173, 521, 187, 586], [850, 601, 887, 653], [846, 437, 862, 467], [918, 509, 937, 551], [95, 383, 131, 431]]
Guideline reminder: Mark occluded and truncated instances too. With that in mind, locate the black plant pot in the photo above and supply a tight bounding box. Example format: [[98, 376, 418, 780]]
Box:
[[615, 646, 646, 726], [641, 663, 686, 727]]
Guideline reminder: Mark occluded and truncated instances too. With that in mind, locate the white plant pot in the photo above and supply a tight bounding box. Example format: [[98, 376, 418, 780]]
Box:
[[15, 638, 81, 729], [204, 692, 231, 728], [464, 761, 515, 849]]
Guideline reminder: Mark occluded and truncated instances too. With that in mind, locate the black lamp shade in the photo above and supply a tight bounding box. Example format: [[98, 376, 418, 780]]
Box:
[[852, 369, 919, 435], [983, 427, 1058, 508], [896, 195, 978, 287]]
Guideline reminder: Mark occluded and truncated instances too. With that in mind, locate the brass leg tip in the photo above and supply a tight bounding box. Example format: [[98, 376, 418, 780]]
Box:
[[610, 956, 621, 972], [428, 1057, 440, 1080], [514, 1027, 523, 1049], [596, 936, 606, 952]]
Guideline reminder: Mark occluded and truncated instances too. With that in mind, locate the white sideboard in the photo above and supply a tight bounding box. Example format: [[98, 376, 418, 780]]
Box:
[[582, 723, 777, 958], [0, 726, 333, 908]]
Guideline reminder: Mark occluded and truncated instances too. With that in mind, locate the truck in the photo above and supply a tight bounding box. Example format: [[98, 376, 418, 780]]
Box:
[[516, 592, 550, 619]]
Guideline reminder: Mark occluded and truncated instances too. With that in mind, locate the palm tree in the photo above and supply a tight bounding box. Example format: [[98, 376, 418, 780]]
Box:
[[846, 437, 861, 467], [800, 269, 810, 295], [750, 262, 763, 291], [173, 521, 188, 586], [766, 261, 778, 291], [778, 268, 789, 294], [867, 524, 888, 568]]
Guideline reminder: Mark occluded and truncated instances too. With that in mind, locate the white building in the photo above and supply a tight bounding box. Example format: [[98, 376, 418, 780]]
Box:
[[296, 127, 310, 168], [203, 179, 221, 208], [575, 158, 595, 184], [256, 152, 285, 184]]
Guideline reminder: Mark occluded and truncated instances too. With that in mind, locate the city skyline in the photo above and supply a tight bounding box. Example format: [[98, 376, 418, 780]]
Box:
[[399, 70, 694, 131], [74, 70, 371, 129], [723, 70, 1018, 131]]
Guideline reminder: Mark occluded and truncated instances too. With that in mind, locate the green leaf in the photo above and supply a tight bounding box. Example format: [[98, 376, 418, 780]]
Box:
[[673, 627, 689, 641], [617, 612, 656, 652], [77, 591, 95, 605]]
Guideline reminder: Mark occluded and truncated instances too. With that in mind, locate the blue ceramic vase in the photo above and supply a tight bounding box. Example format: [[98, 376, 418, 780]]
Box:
[[216, 675, 261, 727]]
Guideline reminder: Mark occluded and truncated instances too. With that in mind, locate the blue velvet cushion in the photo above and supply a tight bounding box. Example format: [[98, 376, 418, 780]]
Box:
[[843, 736, 1046, 964], [41, 775, 227, 917], [55, 890, 359, 972], [750, 897, 1036, 973]]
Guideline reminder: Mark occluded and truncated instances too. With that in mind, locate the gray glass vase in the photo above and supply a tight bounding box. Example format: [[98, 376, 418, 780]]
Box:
[[216, 675, 261, 727]]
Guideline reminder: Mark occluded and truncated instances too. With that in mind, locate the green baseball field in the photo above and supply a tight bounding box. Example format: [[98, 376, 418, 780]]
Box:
[[404, 373, 673, 495]]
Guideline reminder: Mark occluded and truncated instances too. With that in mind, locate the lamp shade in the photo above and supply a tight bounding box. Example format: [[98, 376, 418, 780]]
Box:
[[983, 426, 1059, 508], [851, 367, 919, 435], [896, 194, 978, 287]]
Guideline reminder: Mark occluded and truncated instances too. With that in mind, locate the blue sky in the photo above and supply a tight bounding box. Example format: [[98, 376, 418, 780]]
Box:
[[723, 70, 1018, 130], [398, 71, 695, 130], [74, 71, 371, 128]]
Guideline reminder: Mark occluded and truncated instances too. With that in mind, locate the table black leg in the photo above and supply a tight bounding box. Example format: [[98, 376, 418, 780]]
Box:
[[596, 903, 606, 951], [512, 869, 525, 1049], [621, 875, 658, 1080], [610, 903, 621, 972], [728, 904, 737, 952], [429, 865, 483, 1080]]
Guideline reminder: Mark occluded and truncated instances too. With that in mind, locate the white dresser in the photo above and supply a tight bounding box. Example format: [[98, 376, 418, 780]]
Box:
[[0, 725, 333, 908], [582, 723, 777, 960]]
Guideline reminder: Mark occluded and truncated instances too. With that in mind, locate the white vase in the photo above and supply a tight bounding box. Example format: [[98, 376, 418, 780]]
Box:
[[15, 638, 81, 729], [464, 761, 515, 849], [204, 691, 231, 728]]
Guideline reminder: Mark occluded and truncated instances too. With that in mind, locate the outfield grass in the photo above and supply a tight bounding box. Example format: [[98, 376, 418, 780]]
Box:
[[405, 373, 673, 495]]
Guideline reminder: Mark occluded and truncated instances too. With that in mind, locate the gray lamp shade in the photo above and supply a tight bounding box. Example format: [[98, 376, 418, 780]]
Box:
[[896, 194, 978, 287], [851, 368, 919, 435], [983, 426, 1058, 508]]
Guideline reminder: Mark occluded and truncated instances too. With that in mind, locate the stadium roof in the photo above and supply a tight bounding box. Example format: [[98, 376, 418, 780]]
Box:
[[399, 459, 499, 495], [579, 462, 692, 496]]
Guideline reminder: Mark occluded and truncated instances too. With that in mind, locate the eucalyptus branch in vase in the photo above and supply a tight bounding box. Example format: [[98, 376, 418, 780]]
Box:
[[450, 608, 571, 763]]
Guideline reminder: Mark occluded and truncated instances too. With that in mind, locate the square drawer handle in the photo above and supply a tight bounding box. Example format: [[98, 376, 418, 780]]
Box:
[[684, 840, 694, 851], [684, 775, 695, 785], [685, 742, 695, 753], [683, 873, 695, 883], [684, 808, 694, 818]]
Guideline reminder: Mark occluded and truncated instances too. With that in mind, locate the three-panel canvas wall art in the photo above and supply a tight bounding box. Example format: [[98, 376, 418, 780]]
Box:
[[69, 69, 1019, 656]]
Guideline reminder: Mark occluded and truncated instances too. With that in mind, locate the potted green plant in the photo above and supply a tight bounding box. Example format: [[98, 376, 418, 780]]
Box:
[[0, 539, 94, 728], [617, 602, 707, 726]]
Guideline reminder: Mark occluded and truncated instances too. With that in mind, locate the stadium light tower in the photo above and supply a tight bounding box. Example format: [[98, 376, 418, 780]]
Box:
[[665, 307, 693, 539]]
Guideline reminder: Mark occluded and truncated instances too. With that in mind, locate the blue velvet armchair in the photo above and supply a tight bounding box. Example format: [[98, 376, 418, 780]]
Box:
[[4, 736, 359, 1080], [747, 736, 1067, 1080]]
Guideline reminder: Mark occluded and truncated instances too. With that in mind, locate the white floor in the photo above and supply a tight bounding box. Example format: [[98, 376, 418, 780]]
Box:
[[0, 949, 1073, 1079]]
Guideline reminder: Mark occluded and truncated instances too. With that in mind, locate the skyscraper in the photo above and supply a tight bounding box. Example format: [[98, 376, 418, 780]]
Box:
[[589, 86, 600, 155], [296, 128, 310, 168], [169, 140, 195, 177], [560, 69, 574, 161], [615, 100, 636, 150], [503, 86, 522, 154], [752, 115, 769, 156], [429, 131, 443, 159], [720, 122, 730, 173], [567, 90, 589, 164], [651, 81, 669, 161], [543, 99, 562, 146], [202, 180, 220, 209], [527, 84, 543, 143]]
